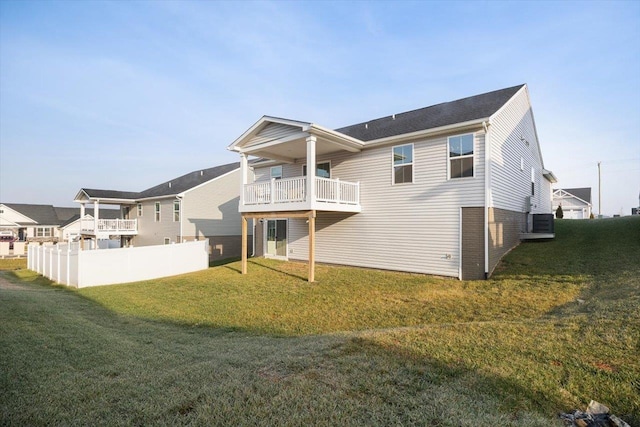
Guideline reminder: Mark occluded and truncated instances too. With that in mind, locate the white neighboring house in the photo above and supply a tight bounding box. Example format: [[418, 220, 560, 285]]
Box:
[[229, 84, 557, 281], [552, 188, 592, 219], [74, 162, 250, 261], [0, 203, 118, 243]]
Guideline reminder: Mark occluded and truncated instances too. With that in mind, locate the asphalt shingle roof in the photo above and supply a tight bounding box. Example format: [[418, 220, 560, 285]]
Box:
[[336, 84, 525, 141], [2, 203, 119, 226], [80, 162, 240, 202], [560, 188, 592, 204]]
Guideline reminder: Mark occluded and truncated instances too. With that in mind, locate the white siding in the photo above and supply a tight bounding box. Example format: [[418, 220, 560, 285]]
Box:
[[246, 123, 303, 147], [489, 87, 551, 214], [182, 169, 245, 237], [254, 131, 486, 278]]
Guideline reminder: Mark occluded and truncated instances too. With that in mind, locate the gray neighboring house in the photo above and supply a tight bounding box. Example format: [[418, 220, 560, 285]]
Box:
[[74, 162, 248, 261], [229, 84, 557, 280], [552, 188, 592, 219], [0, 203, 118, 242]]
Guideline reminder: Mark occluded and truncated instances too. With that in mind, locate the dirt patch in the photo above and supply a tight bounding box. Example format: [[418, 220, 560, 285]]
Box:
[[0, 273, 30, 291]]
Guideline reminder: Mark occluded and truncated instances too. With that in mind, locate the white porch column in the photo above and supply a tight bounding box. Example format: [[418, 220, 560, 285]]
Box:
[[93, 200, 99, 236], [80, 203, 86, 231], [306, 135, 317, 204], [240, 153, 248, 206]]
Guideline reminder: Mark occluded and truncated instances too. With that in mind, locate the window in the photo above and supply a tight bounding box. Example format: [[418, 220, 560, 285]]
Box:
[[164, 237, 171, 245], [155, 202, 161, 222], [531, 167, 535, 196], [36, 227, 52, 237], [270, 166, 282, 180], [173, 200, 180, 222], [137, 203, 142, 216], [448, 134, 474, 179], [302, 162, 331, 178], [392, 144, 413, 184]]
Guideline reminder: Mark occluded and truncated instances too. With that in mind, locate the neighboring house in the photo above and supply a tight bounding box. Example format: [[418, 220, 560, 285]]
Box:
[[228, 84, 557, 280], [0, 203, 118, 242], [74, 162, 248, 260], [552, 188, 592, 219]]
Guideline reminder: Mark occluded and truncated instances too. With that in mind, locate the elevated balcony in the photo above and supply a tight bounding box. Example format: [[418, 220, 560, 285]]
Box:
[[81, 218, 138, 237], [242, 176, 361, 213]]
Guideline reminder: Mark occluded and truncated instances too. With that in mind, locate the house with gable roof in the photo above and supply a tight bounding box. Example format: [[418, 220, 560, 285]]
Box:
[[0, 203, 119, 243], [74, 162, 249, 260], [552, 188, 592, 219], [228, 84, 557, 280]]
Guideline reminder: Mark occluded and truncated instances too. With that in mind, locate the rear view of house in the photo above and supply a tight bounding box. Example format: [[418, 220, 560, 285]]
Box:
[[229, 84, 556, 280], [75, 162, 249, 261]]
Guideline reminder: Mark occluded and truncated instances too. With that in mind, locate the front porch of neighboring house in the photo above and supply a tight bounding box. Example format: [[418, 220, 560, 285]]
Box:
[[74, 192, 137, 242], [229, 116, 365, 282]]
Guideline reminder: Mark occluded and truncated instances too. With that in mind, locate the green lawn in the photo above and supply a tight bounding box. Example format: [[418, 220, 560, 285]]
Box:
[[1, 217, 639, 426]]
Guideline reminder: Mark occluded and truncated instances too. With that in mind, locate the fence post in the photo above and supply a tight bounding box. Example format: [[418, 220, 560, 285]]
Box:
[[57, 246, 61, 283], [270, 178, 275, 204], [66, 243, 71, 286]]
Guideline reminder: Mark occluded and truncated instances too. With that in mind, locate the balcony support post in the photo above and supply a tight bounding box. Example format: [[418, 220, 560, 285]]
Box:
[[241, 215, 248, 275], [240, 153, 248, 206], [308, 210, 316, 282], [306, 135, 317, 206]]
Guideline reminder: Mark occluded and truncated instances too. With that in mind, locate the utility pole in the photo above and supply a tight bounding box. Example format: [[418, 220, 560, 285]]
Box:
[[598, 161, 602, 218]]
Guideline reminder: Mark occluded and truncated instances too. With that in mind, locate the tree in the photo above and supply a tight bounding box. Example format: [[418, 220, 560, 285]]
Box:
[[555, 204, 564, 219]]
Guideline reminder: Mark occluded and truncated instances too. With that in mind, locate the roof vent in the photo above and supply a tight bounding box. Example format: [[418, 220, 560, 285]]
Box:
[[169, 182, 172, 188], [365, 123, 368, 129], [392, 114, 396, 120], [200, 171, 203, 176]]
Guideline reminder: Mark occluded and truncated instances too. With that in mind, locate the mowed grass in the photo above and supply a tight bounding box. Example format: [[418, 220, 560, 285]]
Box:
[[1, 217, 639, 426]]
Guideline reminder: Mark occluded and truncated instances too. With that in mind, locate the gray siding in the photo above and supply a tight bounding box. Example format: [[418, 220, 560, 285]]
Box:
[[182, 169, 244, 238], [489, 87, 551, 214], [133, 199, 180, 246], [253, 131, 486, 278]]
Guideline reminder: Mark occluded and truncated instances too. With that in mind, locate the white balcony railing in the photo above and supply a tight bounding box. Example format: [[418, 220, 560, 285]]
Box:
[[243, 176, 360, 208], [81, 218, 138, 234]]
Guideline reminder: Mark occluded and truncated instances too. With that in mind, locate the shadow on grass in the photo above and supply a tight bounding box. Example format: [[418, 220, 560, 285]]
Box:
[[1, 275, 565, 425], [222, 258, 309, 282]]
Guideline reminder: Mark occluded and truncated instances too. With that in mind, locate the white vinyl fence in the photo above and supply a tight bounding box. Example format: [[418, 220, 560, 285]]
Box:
[[28, 240, 209, 288]]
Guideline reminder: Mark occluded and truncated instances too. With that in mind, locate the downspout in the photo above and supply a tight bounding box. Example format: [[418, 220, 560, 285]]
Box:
[[177, 195, 183, 243], [483, 120, 491, 279]]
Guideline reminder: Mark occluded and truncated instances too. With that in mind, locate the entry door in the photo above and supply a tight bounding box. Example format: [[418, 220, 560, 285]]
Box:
[[266, 219, 287, 258]]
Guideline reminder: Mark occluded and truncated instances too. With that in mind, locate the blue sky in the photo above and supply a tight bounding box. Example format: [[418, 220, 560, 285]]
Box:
[[1, 0, 639, 215]]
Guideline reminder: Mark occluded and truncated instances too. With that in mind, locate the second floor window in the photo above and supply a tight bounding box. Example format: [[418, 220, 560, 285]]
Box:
[[155, 202, 160, 222], [137, 203, 142, 216], [393, 144, 413, 184], [448, 134, 474, 179], [173, 201, 180, 222]]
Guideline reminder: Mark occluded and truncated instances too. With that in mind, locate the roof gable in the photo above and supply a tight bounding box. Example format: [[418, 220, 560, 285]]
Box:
[[555, 188, 592, 204], [3, 203, 60, 225]]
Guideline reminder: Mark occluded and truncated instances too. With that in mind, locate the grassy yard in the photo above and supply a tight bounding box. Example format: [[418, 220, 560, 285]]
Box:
[[1, 217, 639, 426]]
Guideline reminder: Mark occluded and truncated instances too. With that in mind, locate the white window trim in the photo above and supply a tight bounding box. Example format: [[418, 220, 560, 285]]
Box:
[[173, 200, 180, 222], [447, 133, 475, 180], [155, 202, 161, 222], [392, 143, 414, 185], [302, 161, 331, 178]]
